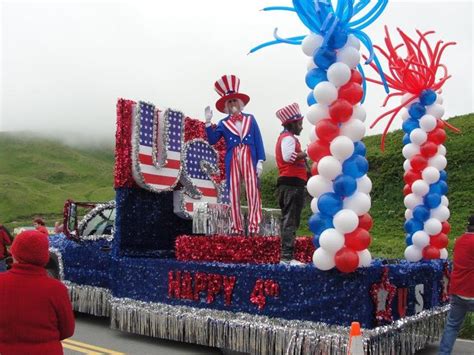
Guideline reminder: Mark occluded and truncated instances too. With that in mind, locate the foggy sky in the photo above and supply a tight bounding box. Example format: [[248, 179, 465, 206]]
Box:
[[1, 0, 472, 153]]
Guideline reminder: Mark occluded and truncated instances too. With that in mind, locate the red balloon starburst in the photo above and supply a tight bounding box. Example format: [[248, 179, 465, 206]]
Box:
[[365, 27, 457, 150]]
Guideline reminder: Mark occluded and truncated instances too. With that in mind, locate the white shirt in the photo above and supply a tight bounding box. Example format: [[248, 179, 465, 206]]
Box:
[[281, 135, 298, 163]]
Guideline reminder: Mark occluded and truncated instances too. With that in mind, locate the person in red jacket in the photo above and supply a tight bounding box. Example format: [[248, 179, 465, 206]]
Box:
[[0, 230, 75, 355], [33, 217, 49, 236], [439, 215, 474, 355], [275, 103, 308, 261], [0, 224, 12, 272]]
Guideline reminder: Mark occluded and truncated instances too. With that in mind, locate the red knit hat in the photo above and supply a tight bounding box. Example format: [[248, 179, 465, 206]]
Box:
[[11, 230, 50, 266]]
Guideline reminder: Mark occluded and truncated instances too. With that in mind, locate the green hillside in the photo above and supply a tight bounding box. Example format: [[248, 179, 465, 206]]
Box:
[[1, 113, 473, 258], [0, 133, 115, 228]]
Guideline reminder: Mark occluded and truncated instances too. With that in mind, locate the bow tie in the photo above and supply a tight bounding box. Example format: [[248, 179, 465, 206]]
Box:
[[230, 113, 243, 123]]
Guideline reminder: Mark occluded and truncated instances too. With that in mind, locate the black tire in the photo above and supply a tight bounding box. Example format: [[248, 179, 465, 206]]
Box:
[[45, 253, 60, 279]]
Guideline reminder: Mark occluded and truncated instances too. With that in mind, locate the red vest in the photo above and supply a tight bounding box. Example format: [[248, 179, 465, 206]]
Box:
[[449, 232, 474, 297], [275, 131, 307, 182]]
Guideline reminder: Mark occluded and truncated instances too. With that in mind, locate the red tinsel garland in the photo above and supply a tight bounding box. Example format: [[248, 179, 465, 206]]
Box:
[[114, 99, 138, 188], [293, 236, 315, 263], [370, 266, 397, 325], [175, 235, 281, 264]]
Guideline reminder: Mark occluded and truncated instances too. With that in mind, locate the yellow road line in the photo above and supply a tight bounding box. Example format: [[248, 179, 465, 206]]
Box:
[[63, 339, 125, 355], [62, 341, 103, 354]]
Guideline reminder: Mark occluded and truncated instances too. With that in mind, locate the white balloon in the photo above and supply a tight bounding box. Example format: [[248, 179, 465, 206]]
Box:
[[405, 245, 423, 262], [306, 104, 329, 125], [402, 143, 420, 159], [424, 218, 442, 236], [429, 155, 447, 170], [309, 128, 318, 143], [330, 136, 354, 161], [307, 57, 317, 71], [340, 119, 366, 142], [357, 175, 372, 194], [313, 82, 338, 105], [405, 208, 413, 220], [327, 62, 351, 87], [419, 114, 437, 132], [422, 167, 440, 184], [333, 209, 359, 234], [441, 195, 449, 207], [313, 248, 336, 271], [311, 197, 319, 213], [351, 105, 366, 122], [307, 175, 334, 198], [436, 94, 443, 105], [440, 248, 448, 259], [357, 249, 372, 267], [438, 144, 447, 156], [403, 159, 411, 172], [410, 128, 427, 145], [337, 46, 360, 69], [401, 93, 418, 107], [426, 103, 445, 118], [302, 33, 323, 56], [404, 193, 423, 210], [345, 34, 361, 50], [318, 156, 343, 181], [431, 205, 450, 222], [319, 228, 345, 253], [401, 109, 410, 121], [411, 180, 429, 197], [412, 231, 430, 248], [344, 192, 371, 216]]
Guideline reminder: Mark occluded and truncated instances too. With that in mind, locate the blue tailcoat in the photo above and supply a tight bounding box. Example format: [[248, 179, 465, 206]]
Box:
[[205, 113, 266, 186]]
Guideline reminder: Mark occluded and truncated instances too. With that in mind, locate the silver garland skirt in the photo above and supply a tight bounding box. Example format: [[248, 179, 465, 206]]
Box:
[[108, 295, 449, 355]]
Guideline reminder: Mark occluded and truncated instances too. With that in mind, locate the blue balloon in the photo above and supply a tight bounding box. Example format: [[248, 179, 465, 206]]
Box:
[[439, 170, 448, 181], [314, 47, 337, 70], [405, 234, 413, 246], [317, 192, 343, 217], [402, 134, 411, 145], [419, 89, 437, 106], [408, 102, 426, 119], [404, 218, 424, 234], [305, 68, 327, 89], [424, 193, 442, 209], [342, 155, 369, 179], [430, 180, 448, 195], [312, 234, 321, 248], [327, 28, 348, 50], [307, 91, 317, 106], [308, 213, 334, 235], [353, 141, 367, 156], [413, 205, 430, 222], [402, 118, 420, 134], [333, 174, 357, 197]]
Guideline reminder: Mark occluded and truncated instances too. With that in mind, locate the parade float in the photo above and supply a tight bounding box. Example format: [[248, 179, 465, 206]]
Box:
[[47, 1, 454, 354]]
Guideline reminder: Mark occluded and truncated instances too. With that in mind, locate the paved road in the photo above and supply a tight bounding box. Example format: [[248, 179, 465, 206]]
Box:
[[64, 313, 473, 355]]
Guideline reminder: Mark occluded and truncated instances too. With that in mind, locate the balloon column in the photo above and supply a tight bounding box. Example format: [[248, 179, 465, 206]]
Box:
[[250, 1, 389, 272], [366, 27, 457, 262]]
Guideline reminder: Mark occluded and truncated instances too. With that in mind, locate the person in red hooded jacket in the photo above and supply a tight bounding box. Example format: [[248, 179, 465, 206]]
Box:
[[439, 215, 474, 355], [0, 230, 75, 354]]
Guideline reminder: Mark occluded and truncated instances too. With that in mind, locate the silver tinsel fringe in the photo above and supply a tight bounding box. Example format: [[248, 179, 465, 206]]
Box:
[[192, 202, 282, 236], [48, 247, 65, 280], [109, 297, 449, 355], [64, 281, 112, 317]]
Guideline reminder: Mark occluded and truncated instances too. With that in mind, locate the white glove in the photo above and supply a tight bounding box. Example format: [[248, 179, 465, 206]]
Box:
[[256, 160, 263, 178], [204, 106, 213, 125]]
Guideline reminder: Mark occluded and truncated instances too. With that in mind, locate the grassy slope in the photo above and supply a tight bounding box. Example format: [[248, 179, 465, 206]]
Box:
[[0, 133, 115, 228]]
